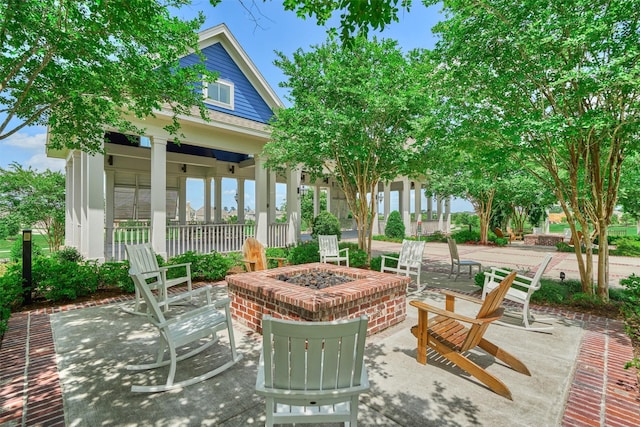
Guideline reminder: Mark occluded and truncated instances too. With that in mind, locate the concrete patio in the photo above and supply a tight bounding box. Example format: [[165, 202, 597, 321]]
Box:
[[1, 241, 639, 426]]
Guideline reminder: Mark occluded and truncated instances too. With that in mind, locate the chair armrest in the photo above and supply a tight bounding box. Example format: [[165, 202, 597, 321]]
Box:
[[380, 254, 399, 270], [266, 257, 287, 267], [242, 258, 257, 271], [410, 300, 485, 325], [212, 297, 231, 309], [484, 268, 535, 290], [441, 290, 484, 305], [339, 247, 349, 256], [159, 262, 191, 271]]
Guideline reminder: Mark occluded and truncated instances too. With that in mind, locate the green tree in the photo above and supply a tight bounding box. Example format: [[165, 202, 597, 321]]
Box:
[[619, 153, 640, 234], [426, 0, 640, 298], [1, 0, 216, 152], [263, 36, 429, 257], [0, 163, 65, 251]]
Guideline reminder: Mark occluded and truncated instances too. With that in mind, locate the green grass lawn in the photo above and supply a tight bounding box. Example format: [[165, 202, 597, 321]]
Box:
[[548, 223, 637, 236], [0, 234, 51, 256]]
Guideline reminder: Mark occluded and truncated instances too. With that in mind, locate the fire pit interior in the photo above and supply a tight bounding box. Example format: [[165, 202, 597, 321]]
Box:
[[226, 262, 409, 336], [275, 269, 354, 289]]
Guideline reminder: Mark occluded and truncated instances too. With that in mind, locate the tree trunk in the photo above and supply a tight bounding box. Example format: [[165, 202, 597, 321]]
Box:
[[596, 223, 609, 301]]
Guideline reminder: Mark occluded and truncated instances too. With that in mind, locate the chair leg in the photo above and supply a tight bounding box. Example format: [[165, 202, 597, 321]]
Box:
[[477, 338, 531, 376], [430, 340, 514, 400]]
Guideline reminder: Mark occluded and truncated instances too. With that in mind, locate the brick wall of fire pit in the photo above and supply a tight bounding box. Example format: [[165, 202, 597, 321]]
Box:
[[226, 262, 409, 336]]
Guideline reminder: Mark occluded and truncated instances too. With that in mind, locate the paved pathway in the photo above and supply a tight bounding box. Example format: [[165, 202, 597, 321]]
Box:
[[1, 241, 639, 426]]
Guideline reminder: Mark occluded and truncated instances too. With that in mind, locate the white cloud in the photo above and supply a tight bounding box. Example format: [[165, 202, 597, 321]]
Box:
[[2, 130, 47, 150], [26, 152, 65, 173]]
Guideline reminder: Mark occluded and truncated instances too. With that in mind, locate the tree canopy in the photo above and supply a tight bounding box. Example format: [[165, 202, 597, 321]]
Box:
[[263, 36, 430, 255], [425, 0, 640, 298], [0, 163, 65, 251], [1, 0, 216, 153]]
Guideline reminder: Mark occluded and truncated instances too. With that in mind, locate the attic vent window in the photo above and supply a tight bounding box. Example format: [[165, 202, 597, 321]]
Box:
[[204, 80, 234, 109]]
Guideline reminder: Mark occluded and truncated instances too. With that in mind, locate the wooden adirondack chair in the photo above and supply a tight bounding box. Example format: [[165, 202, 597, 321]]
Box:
[[381, 239, 426, 292], [125, 243, 192, 313], [410, 272, 531, 400], [256, 315, 369, 426], [126, 269, 242, 393], [318, 235, 349, 267], [242, 237, 287, 272], [494, 227, 513, 243], [447, 238, 482, 281], [482, 253, 554, 331]]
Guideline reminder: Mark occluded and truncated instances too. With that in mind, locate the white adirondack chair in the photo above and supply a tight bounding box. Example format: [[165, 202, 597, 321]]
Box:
[[447, 237, 482, 281], [318, 235, 349, 267], [482, 253, 554, 331], [125, 243, 192, 313], [256, 315, 370, 427], [126, 269, 242, 392], [381, 239, 426, 292]]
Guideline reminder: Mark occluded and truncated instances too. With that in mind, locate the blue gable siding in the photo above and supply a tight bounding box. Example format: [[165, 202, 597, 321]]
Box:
[[180, 44, 274, 124]]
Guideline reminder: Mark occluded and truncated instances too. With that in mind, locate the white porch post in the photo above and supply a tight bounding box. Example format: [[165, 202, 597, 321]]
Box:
[[72, 151, 82, 249], [325, 182, 331, 214], [437, 195, 444, 231], [415, 182, 422, 223], [383, 183, 391, 219], [178, 177, 187, 225], [427, 195, 433, 220], [214, 176, 222, 223], [205, 178, 212, 223], [445, 196, 451, 232], [237, 178, 245, 223], [287, 168, 301, 245], [81, 150, 105, 261], [254, 156, 268, 244], [105, 170, 115, 249], [150, 137, 167, 258], [372, 183, 379, 236], [401, 178, 411, 235], [313, 185, 320, 218], [268, 170, 276, 223], [64, 158, 73, 247]]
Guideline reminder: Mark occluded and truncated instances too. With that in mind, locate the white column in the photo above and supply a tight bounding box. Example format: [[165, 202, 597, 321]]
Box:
[[415, 182, 422, 223], [445, 196, 451, 232], [286, 168, 301, 245], [204, 178, 212, 223], [64, 158, 73, 247], [383, 183, 391, 219], [254, 156, 268, 244], [178, 177, 187, 225], [105, 170, 115, 249], [437, 195, 444, 231], [268, 170, 276, 223], [214, 176, 222, 223], [427, 195, 433, 220], [313, 185, 320, 218], [402, 178, 411, 235], [150, 137, 167, 258], [72, 151, 82, 249], [237, 178, 245, 223], [81, 150, 105, 261], [372, 183, 379, 236], [325, 183, 331, 214]]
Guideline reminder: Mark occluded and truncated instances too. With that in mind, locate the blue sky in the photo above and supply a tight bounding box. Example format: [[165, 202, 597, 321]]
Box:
[[0, 0, 472, 213]]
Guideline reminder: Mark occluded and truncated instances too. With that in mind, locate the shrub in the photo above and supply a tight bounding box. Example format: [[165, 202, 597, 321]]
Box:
[[338, 243, 368, 268], [167, 251, 235, 282], [494, 237, 509, 246], [371, 252, 399, 272], [0, 264, 22, 335], [266, 247, 289, 269], [32, 257, 100, 301], [611, 239, 640, 257], [311, 211, 342, 240], [55, 247, 83, 263], [287, 241, 320, 265], [423, 231, 447, 243], [98, 261, 133, 292], [450, 229, 480, 243], [385, 211, 405, 239], [10, 238, 44, 262]]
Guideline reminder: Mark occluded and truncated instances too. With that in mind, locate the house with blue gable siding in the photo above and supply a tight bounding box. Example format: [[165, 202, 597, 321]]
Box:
[[46, 23, 450, 261]]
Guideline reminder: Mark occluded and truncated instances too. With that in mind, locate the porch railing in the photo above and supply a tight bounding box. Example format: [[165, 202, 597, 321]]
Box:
[[106, 223, 289, 261]]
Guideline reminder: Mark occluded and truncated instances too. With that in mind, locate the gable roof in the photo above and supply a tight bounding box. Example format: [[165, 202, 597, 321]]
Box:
[[198, 24, 284, 112]]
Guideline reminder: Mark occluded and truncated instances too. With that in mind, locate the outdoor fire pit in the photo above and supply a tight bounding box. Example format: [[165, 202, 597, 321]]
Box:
[[226, 262, 409, 336]]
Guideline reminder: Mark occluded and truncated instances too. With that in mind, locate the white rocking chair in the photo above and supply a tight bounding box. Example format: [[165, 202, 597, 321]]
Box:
[[125, 243, 192, 313], [482, 253, 554, 331], [126, 269, 242, 392], [381, 239, 426, 293], [256, 315, 370, 426], [318, 234, 349, 267]]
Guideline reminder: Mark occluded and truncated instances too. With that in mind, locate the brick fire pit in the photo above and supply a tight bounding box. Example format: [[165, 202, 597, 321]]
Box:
[[226, 262, 409, 336]]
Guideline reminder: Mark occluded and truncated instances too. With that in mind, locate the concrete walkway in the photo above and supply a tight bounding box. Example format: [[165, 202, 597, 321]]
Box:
[[0, 241, 639, 426]]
